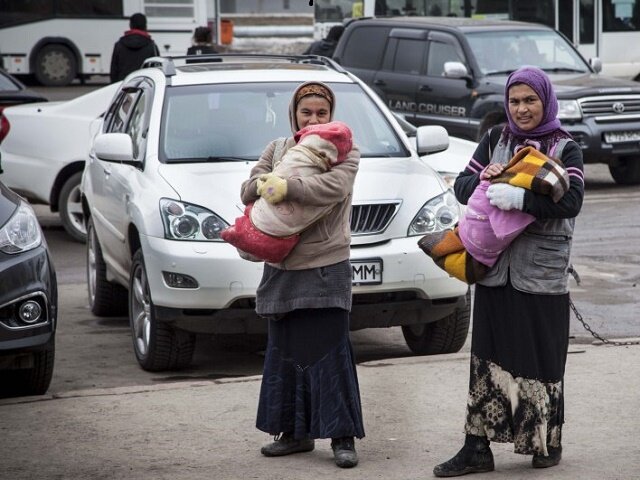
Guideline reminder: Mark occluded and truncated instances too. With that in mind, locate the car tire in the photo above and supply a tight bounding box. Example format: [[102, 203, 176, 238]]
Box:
[[59, 172, 87, 243], [129, 249, 196, 372], [86, 217, 128, 316], [401, 290, 471, 355], [34, 44, 77, 86], [609, 156, 640, 185], [11, 339, 56, 396]]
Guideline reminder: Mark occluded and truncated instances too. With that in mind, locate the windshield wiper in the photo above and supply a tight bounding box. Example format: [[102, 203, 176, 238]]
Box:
[[541, 67, 586, 73], [167, 157, 252, 163], [206, 156, 253, 162], [484, 69, 516, 76], [167, 156, 253, 164]]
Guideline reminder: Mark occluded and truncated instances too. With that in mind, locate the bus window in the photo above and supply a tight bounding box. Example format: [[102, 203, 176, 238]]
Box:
[[603, 0, 640, 31], [0, 0, 53, 28], [558, 0, 574, 42], [580, 0, 595, 43], [56, 0, 123, 16]]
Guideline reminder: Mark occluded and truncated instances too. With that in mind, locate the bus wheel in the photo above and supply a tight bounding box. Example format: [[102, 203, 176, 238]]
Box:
[[34, 44, 77, 86]]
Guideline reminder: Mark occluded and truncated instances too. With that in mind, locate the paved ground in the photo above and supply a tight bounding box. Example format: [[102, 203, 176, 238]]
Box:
[[1, 341, 638, 479]]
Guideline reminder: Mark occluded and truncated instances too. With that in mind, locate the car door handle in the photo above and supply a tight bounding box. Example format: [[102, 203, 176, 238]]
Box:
[[373, 79, 386, 86], [102, 166, 112, 177], [419, 84, 433, 92]]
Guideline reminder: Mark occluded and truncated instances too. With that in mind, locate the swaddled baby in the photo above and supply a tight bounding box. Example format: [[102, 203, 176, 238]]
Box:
[[221, 121, 353, 263]]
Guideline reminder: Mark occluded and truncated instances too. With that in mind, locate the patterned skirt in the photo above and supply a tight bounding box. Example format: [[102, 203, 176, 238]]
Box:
[[256, 308, 365, 440], [464, 281, 569, 455]]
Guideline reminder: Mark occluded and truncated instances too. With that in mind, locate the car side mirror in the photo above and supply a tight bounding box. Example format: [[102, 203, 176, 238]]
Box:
[[590, 57, 602, 73], [416, 125, 449, 155], [444, 61, 468, 78], [93, 133, 135, 163]]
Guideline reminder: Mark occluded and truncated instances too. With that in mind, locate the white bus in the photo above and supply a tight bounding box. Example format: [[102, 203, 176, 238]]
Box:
[[313, 0, 640, 80], [0, 0, 211, 86]]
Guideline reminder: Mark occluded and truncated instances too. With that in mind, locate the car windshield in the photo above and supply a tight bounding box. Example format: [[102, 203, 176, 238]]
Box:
[[0, 71, 20, 92], [464, 29, 590, 76], [159, 82, 408, 163]]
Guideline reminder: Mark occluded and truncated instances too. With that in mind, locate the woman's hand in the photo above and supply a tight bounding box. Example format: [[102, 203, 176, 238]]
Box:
[[480, 163, 504, 180], [257, 173, 287, 204]]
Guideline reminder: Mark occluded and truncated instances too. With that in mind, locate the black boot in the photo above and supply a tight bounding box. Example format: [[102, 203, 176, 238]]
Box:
[[331, 436, 358, 468], [532, 444, 562, 468], [433, 435, 495, 478], [260, 432, 315, 457]]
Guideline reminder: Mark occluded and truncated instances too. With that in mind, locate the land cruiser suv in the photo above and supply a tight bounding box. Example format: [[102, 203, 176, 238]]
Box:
[[333, 17, 640, 185], [81, 54, 471, 371]]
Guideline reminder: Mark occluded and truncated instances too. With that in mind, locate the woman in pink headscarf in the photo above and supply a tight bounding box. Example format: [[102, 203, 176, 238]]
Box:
[[433, 66, 585, 477]]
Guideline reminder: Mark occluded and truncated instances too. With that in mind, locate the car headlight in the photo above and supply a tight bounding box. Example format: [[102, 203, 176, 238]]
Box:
[[408, 190, 460, 236], [438, 171, 459, 190], [159, 198, 229, 241], [0, 202, 42, 254], [557, 100, 582, 120]]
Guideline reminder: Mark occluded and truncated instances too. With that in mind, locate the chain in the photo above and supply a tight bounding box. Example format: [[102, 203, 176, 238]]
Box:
[[570, 297, 640, 346]]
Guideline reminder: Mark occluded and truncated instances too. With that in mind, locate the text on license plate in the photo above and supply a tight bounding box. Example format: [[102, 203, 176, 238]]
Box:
[[604, 130, 640, 144], [352, 260, 382, 285]]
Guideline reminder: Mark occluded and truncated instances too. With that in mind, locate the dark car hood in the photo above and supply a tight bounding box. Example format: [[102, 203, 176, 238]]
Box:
[[0, 91, 48, 108], [0, 182, 19, 225], [480, 72, 640, 99]]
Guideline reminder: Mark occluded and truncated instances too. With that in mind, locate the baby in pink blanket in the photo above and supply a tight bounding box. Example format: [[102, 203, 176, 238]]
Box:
[[221, 121, 353, 263]]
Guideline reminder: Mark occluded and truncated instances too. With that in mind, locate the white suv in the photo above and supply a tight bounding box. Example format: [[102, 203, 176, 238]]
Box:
[[81, 55, 470, 371]]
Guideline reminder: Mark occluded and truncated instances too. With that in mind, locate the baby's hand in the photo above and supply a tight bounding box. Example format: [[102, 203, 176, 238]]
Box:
[[480, 164, 504, 180]]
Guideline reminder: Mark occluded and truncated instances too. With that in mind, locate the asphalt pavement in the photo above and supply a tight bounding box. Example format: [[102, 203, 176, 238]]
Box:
[[1, 340, 638, 479]]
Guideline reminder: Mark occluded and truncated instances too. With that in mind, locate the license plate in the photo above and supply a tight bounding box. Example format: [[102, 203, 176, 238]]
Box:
[[352, 259, 382, 285], [604, 130, 640, 143]]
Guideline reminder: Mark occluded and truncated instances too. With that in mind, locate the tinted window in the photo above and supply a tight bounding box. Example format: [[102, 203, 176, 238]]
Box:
[[160, 82, 408, 162], [394, 39, 425, 74], [0, 0, 53, 28], [56, 0, 122, 16], [580, 0, 595, 43], [341, 26, 390, 69], [603, 0, 640, 32]]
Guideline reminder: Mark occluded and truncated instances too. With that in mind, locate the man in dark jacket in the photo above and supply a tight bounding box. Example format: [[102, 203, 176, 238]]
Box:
[[303, 25, 344, 58], [110, 13, 160, 83]]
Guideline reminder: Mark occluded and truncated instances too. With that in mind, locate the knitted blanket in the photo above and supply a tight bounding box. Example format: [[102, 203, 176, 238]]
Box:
[[418, 147, 569, 284]]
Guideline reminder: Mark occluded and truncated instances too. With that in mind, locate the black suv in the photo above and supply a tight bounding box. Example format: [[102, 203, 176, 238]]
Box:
[[333, 17, 640, 184]]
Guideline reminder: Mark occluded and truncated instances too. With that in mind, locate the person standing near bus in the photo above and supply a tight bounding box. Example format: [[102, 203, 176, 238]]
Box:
[[110, 13, 160, 83]]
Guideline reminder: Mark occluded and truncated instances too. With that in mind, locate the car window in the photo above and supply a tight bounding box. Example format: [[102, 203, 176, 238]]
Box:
[[107, 90, 138, 133], [465, 29, 590, 74], [393, 39, 426, 74], [126, 91, 148, 159], [341, 26, 390, 69], [0, 71, 20, 92], [159, 82, 408, 162], [427, 41, 465, 76]]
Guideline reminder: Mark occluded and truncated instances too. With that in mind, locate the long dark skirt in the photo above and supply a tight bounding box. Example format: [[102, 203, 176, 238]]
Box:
[[256, 308, 365, 440], [464, 281, 569, 456]]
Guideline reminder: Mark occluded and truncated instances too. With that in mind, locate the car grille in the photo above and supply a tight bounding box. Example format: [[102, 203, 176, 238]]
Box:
[[350, 201, 401, 235], [579, 95, 640, 120]]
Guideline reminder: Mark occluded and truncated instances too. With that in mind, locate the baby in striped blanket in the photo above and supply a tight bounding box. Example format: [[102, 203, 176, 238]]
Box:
[[418, 146, 570, 284]]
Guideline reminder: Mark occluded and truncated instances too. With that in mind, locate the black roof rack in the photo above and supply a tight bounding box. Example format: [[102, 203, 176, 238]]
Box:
[[141, 54, 347, 78]]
